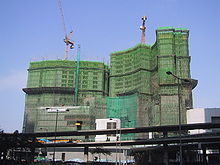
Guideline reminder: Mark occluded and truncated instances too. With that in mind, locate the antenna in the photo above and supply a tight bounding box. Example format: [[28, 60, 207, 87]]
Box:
[[140, 16, 147, 44]]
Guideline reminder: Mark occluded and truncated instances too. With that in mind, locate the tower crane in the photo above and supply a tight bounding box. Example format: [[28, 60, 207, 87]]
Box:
[[140, 16, 147, 44], [57, 0, 80, 104], [64, 31, 74, 60], [58, 0, 74, 60]]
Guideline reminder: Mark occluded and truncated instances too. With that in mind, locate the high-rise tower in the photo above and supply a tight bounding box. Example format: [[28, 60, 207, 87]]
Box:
[[22, 60, 109, 133], [22, 23, 197, 133], [108, 27, 197, 127]]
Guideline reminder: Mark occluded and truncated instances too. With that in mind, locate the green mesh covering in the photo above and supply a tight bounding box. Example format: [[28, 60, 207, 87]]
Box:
[[111, 43, 151, 55], [109, 27, 193, 128], [23, 60, 109, 133], [35, 106, 92, 132], [110, 44, 152, 97], [23, 27, 195, 135], [106, 93, 138, 140]]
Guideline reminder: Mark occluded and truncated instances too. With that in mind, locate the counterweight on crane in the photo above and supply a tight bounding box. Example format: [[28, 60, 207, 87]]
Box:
[[64, 31, 74, 60]]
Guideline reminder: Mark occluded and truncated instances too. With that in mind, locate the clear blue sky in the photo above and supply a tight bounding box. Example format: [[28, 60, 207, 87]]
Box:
[[0, 0, 220, 132]]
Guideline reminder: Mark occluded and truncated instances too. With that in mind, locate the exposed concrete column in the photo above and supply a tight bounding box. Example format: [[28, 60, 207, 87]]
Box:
[[185, 150, 190, 162], [148, 150, 152, 163], [84, 135, 89, 162], [163, 131, 168, 165], [197, 142, 202, 163], [163, 147, 168, 165], [30, 146, 35, 162], [218, 148, 220, 164], [84, 146, 89, 162], [202, 147, 207, 164]]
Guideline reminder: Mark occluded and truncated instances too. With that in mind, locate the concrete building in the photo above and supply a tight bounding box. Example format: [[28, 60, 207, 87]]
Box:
[[22, 60, 108, 133], [108, 27, 197, 127], [95, 118, 121, 142], [187, 108, 220, 134], [23, 27, 197, 133]]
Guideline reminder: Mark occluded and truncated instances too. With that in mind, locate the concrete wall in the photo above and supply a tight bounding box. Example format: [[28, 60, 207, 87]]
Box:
[[95, 118, 120, 142], [46, 147, 134, 163], [204, 108, 220, 123], [187, 108, 220, 134]]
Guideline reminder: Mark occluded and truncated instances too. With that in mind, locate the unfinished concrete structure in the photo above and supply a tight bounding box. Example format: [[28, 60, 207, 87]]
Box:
[[23, 26, 197, 133], [22, 60, 108, 133], [108, 27, 197, 128]]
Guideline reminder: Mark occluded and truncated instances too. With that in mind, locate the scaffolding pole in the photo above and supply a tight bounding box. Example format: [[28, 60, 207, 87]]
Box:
[[74, 45, 81, 105]]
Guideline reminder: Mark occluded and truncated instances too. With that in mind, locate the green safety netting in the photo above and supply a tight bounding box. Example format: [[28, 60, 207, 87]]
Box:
[[106, 93, 138, 140]]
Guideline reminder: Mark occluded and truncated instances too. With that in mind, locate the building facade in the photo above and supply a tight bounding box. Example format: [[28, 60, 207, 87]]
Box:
[[95, 118, 121, 142], [108, 27, 197, 127], [22, 60, 108, 133], [23, 27, 197, 133], [187, 108, 220, 134]]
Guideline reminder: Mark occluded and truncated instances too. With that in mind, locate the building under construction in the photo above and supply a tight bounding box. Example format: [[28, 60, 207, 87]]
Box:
[[22, 18, 197, 135], [22, 60, 108, 133], [107, 27, 197, 129]]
